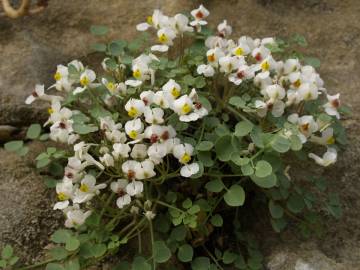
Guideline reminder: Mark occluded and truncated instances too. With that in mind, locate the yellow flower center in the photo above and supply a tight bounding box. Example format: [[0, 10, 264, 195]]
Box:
[[326, 136, 335, 145], [128, 107, 138, 118], [48, 107, 54, 114], [158, 33, 168, 44], [57, 192, 68, 201], [133, 69, 141, 79], [171, 87, 180, 98], [235, 47, 244, 56], [129, 130, 138, 139], [80, 184, 89, 193], [293, 79, 301, 88], [181, 153, 191, 164], [181, 103, 192, 114], [261, 61, 270, 71], [207, 53, 215, 62], [80, 76, 90, 86], [54, 72, 62, 81], [147, 16, 153, 25], [106, 82, 115, 91]]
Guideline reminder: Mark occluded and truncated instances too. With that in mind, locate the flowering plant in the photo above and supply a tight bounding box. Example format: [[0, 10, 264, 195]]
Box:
[[4, 4, 348, 270]]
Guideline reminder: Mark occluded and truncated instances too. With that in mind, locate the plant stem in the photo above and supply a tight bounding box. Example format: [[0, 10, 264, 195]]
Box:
[[17, 259, 56, 270], [202, 245, 224, 270], [155, 200, 185, 213], [149, 219, 156, 270]]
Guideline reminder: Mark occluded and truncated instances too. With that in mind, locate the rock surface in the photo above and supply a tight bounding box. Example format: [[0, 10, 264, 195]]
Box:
[[0, 0, 360, 269]]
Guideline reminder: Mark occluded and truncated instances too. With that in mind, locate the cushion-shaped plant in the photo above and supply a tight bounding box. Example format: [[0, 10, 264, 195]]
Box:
[[5, 4, 348, 270]]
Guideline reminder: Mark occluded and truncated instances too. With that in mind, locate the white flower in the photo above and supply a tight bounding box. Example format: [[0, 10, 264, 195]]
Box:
[[106, 130, 127, 143], [111, 179, 131, 209], [64, 206, 92, 228], [151, 45, 170, 52], [153, 91, 171, 109], [125, 119, 144, 140], [310, 128, 335, 146], [145, 210, 156, 220], [140, 90, 155, 106], [283, 59, 300, 75], [137, 160, 156, 179], [251, 46, 270, 62], [217, 20, 232, 37], [101, 78, 126, 95], [288, 114, 318, 139], [122, 160, 141, 180], [25, 84, 63, 105], [298, 83, 319, 101], [73, 69, 96, 94], [173, 143, 194, 164], [219, 56, 242, 74], [228, 65, 255, 85], [126, 180, 144, 196], [144, 107, 164, 124], [163, 79, 182, 99], [254, 99, 285, 118], [197, 64, 215, 77], [112, 143, 131, 159], [131, 144, 148, 159], [53, 65, 72, 92], [64, 157, 84, 182], [54, 179, 74, 210], [323, 93, 340, 119], [125, 99, 146, 118], [206, 48, 225, 67], [99, 116, 122, 131], [173, 95, 193, 116], [265, 84, 286, 100], [73, 174, 106, 204], [180, 162, 199, 177], [190, 4, 210, 30], [74, 142, 104, 170], [171, 13, 193, 33], [156, 28, 176, 47], [308, 148, 337, 167], [45, 101, 72, 126], [49, 119, 74, 143], [125, 79, 143, 87], [147, 143, 167, 164], [100, 153, 114, 167]]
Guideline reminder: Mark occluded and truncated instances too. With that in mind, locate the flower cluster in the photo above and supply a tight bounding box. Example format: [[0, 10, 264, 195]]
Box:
[[20, 5, 346, 267]]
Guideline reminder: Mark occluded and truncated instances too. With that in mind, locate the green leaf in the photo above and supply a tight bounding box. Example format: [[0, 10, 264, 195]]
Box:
[[45, 263, 65, 270], [250, 127, 264, 148], [191, 257, 210, 270], [271, 135, 290, 153], [92, 244, 107, 258], [241, 164, 254, 176], [271, 217, 288, 233], [4, 140, 23, 152], [188, 205, 201, 215], [90, 25, 108, 36], [0, 260, 6, 268], [132, 256, 151, 270], [51, 229, 71, 244], [114, 262, 131, 270], [8, 256, 19, 266], [182, 198, 192, 209], [286, 193, 305, 214], [16, 146, 29, 156], [269, 200, 284, 219], [36, 157, 51, 168], [26, 124, 41, 139], [255, 160, 272, 178], [91, 43, 107, 52], [222, 250, 237, 264], [224, 185, 245, 207], [154, 241, 171, 263], [50, 247, 68, 261], [73, 123, 98, 134], [170, 225, 187, 242], [178, 244, 193, 262], [2, 245, 13, 259], [229, 96, 246, 109], [290, 135, 302, 151], [196, 141, 214, 151], [65, 237, 80, 251], [250, 173, 277, 188], [234, 121, 253, 137], [215, 135, 233, 162], [109, 41, 124, 56], [205, 178, 224, 193], [210, 214, 223, 227], [64, 258, 80, 270], [304, 57, 320, 68]]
